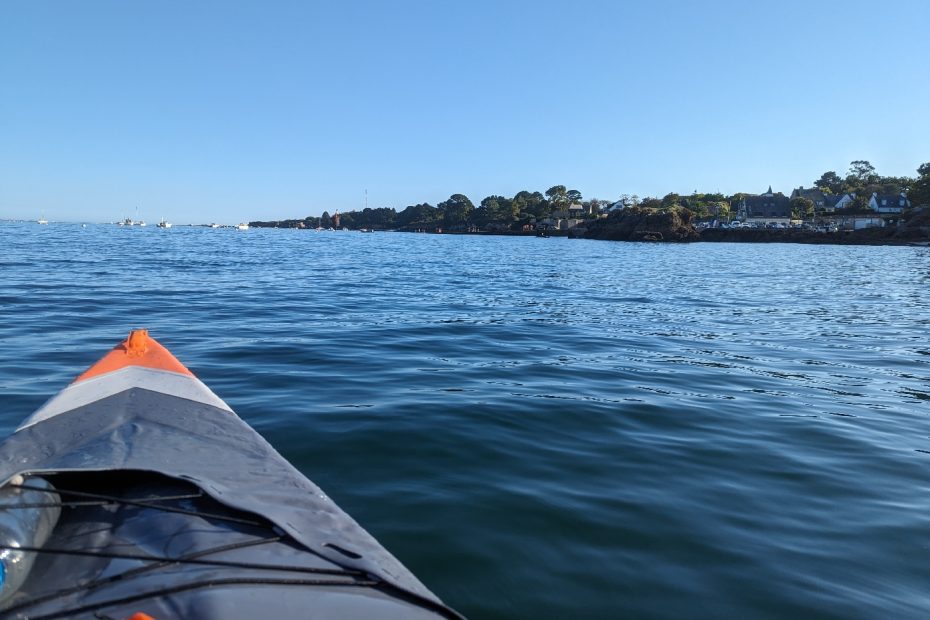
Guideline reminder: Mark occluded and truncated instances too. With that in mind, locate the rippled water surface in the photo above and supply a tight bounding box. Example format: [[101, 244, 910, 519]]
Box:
[[2, 222, 930, 618]]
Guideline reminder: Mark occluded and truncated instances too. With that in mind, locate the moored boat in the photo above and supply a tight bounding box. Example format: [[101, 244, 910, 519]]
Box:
[[157, 218, 172, 228], [236, 223, 249, 230], [0, 330, 461, 619]]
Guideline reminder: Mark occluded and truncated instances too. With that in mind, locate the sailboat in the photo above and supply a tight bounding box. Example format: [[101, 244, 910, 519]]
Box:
[[37, 213, 48, 225], [157, 218, 172, 228]]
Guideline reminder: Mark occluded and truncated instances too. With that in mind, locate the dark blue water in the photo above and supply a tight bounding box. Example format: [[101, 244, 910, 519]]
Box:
[[2, 222, 930, 618]]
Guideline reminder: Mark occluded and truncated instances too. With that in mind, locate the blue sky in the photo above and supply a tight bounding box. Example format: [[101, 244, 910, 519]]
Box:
[[2, 0, 928, 224]]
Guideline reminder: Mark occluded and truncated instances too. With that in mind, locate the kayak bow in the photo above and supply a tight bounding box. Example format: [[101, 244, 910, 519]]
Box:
[[0, 330, 462, 619]]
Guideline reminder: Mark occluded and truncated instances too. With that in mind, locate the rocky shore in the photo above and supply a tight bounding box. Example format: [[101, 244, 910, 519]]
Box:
[[699, 226, 929, 245], [582, 205, 930, 246], [583, 206, 700, 242]]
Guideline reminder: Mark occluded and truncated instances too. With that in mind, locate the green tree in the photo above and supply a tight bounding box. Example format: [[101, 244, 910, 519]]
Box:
[[475, 196, 497, 226], [685, 192, 726, 219], [689, 201, 711, 219], [513, 190, 548, 218], [814, 171, 844, 194], [847, 160, 878, 187], [330, 207, 396, 230], [790, 197, 815, 220], [395, 203, 439, 229], [909, 162, 930, 207], [320, 211, 332, 228], [476, 195, 514, 226], [545, 185, 569, 211], [617, 194, 640, 208], [438, 194, 475, 228], [376, 207, 397, 228]]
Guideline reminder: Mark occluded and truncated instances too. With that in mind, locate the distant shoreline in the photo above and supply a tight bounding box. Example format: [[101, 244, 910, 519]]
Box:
[[434, 227, 930, 247], [8, 219, 928, 247]]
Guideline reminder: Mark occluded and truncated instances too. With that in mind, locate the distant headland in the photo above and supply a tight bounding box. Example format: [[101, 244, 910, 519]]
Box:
[[249, 160, 930, 246]]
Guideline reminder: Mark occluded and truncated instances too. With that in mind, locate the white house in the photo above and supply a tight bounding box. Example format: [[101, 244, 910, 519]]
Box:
[[869, 192, 910, 213], [828, 193, 855, 211]]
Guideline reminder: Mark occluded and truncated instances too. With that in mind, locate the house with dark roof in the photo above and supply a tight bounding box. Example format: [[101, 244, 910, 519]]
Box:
[[789, 186, 827, 209], [824, 193, 855, 211], [742, 186, 791, 218], [869, 192, 910, 213]]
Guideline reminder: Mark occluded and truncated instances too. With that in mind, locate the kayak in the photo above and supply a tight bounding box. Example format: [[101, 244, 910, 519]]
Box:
[[0, 330, 462, 619]]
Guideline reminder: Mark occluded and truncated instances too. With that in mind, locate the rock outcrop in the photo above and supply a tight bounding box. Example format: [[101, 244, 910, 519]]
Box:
[[584, 206, 699, 242]]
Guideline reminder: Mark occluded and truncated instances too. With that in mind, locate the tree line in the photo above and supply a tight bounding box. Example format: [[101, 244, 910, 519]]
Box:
[[251, 185, 594, 231], [251, 161, 930, 230]]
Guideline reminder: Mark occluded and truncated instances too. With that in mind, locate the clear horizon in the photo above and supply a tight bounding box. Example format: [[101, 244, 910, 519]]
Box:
[[2, 0, 928, 225]]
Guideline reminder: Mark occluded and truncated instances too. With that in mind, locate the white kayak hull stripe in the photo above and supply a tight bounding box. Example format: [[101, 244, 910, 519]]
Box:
[[19, 366, 232, 431]]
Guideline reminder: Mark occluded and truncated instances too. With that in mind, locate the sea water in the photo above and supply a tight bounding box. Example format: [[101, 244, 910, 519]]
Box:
[[1, 222, 929, 619]]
